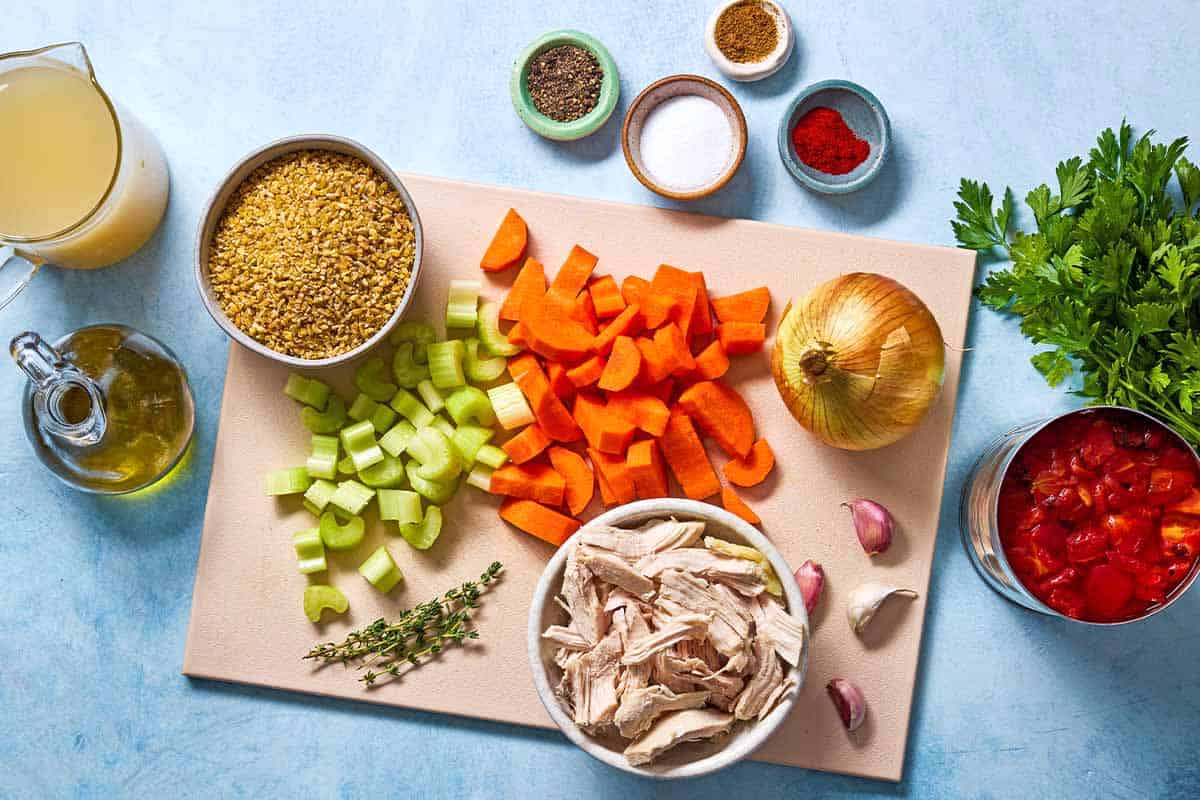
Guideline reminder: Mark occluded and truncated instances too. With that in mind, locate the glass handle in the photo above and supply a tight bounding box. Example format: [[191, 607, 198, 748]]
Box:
[[0, 247, 41, 312], [10, 331, 106, 445]]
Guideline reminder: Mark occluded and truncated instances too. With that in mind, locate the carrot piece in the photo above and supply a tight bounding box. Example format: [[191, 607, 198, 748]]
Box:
[[548, 446, 595, 516], [490, 462, 567, 506], [509, 355, 582, 442], [635, 337, 672, 384], [507, 352, 540, 381], [653, 322, 696, 375], [627, 440, 669, 499], [716, 322, 766, 355], [588, 275, 626, 319], [607, 390, 670, 437], [711, 287, 770, 323], [547, 362, 576, 401], [685, 271, 713, 335], [566, 355, 605, 387], [502, 424, 552, 465], [523, 295, 595, 362], [692, 339, 730, 380], [652, 264, 699, 338], [507, 322, 529, 349], [723, 438, 775, 487], [677, 380, 755, 459], [621, 275, 674, 329], [480, 208, 527, 272], [572, 392, 606, 450], [500, 257, 546, 321], [571, 289, 600, 336], [650, 378, 675, 404], [588, 448, 636, 505], [659, 411, 721, 500], [592, 304, 643, 355], [596, 413, 636, 454], [499, 497, 580, 546], [598, 336, 641, 392], [551, 245, 598, 298], [721, 486, 761, 525]]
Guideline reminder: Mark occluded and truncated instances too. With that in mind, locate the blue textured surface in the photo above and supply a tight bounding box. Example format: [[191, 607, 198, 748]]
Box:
[[3, 2, 1198, 798]]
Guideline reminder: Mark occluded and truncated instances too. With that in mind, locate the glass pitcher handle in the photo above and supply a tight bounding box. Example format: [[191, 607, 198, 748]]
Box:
[[10, 331, 106, 445], [0, 247, 41, 312]]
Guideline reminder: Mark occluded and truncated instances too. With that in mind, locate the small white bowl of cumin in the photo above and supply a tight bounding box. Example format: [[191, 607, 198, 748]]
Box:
[[195, 134, 424, 368]]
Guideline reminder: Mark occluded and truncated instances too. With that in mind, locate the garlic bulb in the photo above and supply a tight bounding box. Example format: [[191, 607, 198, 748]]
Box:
[[846, 582, 918, 635]]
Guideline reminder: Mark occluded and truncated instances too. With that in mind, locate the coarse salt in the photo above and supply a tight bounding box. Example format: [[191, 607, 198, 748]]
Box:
[[638, 94, 733, 191]]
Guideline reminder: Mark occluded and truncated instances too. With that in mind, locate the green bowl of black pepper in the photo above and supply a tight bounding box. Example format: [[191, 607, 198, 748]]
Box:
[[511, 30, 619, 141]]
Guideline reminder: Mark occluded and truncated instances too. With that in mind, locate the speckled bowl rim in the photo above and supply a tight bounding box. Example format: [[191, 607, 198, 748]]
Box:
[[527, 499, 808, 779], [621, 74, 749, 201], [194, 134, 424, 369], [777, 79, 891, 195], [510, 30, 620, 142]]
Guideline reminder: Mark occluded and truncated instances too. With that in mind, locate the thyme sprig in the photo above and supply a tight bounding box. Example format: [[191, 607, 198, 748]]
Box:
[[304, 562, 503, 686]]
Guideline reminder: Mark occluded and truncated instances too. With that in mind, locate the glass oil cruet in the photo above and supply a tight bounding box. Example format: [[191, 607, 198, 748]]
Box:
[[11, 324, 195, 494]]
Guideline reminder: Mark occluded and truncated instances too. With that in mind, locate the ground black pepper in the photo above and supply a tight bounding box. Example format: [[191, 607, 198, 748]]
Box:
[[526, 45, 603, 123]]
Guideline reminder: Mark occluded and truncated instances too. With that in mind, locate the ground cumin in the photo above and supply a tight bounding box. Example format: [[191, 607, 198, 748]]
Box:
[[714, 1, 778, 63]]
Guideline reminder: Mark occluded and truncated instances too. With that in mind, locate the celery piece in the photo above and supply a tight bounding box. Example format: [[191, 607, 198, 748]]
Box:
[[303, 478, 338, 513], [475, 444, 509, 469], [340, 420, 384, 472], [320, 509, 366, 550], [445, 279, 482, 329], [430, 415, 456, 440], [300, 394, 347, 434], [293, 528, 327, 574], [427, 339, 467, 389], [451, 424, 494, 468], [465, 464, 494, 492], [416, 379, 446, 414], [405, 460, 459, 504], [398, 506, 443, 550], [369, 403, 397, 434], [379, 420, 418, 458], [463, 337, 508, 385], [302, 500, 323, 518], [485, 382, 533, 429], [445, 386, 497, 427], [306, 435, 340, 480], [392, 341, 431, 389], [265, 467, 312, 496], [389, 320, 436, 364], [378, 488, 422, 524], [303, 584, 348, 622], [348, 393, 378, 423], [337, 455, 356, 476], [476, 300, 520, 357], [406, 426, 462, 482], [329, 479, 375, 517], [358, 454, 407, 488], [389, 388, 435, 429], [355, 356, 398, 402], [358, 546, 404, 593], [285, 374, 331, 409]]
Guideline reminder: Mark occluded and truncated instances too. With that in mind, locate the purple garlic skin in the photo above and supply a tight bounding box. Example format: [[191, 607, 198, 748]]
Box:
[[843, 499, 895, 555], [826, 678, 867, 732], [794, 559, 825, 616]]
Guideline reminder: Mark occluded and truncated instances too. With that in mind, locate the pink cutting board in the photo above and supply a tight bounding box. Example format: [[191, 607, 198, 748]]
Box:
[[183, 174, 975, 782]]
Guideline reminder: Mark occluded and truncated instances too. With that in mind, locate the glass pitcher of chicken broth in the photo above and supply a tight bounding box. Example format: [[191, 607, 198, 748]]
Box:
[[0, 42, 169, 308]]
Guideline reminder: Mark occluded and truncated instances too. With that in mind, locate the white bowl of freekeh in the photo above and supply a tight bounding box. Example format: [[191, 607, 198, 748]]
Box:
[[195, 134, 423, 368], [527, 499, 808, 779]]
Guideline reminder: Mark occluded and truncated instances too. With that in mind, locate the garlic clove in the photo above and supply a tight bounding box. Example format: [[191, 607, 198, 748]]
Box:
[[846, 581, 918, 635], [794, 559, 825, 616], [826, 678, 867, 732], [843, 498, 895, 556]]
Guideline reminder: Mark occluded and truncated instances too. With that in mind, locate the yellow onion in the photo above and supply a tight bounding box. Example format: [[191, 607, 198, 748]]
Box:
[[770, 273, 945, 450]]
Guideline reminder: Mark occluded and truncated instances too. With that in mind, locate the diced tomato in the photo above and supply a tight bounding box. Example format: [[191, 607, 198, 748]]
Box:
[[1161, 514, 1200, 558], [1040, 567, 1082, 592], [1148, 468, 1196, 506], [1079, 423, 1118, 467], [1030, 520, 1068, 555], [1085, 564, 1135, 619], [1106, 551, 1150, 576], [1065, 527, 1107, 565], [1167, 488, 1200, 516], [1047, 588, 1087, 619]]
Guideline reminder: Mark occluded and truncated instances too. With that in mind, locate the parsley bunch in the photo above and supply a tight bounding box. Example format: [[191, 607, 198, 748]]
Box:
[[952, 122, 1200, 445]]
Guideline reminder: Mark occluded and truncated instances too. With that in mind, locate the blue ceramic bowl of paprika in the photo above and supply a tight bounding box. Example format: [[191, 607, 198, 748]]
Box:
[[778, 79, 891, 194]]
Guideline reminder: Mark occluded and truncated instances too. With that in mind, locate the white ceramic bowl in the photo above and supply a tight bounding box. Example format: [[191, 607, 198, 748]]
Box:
[[703, 0, 796, 83], [527, 499, 808, 779]]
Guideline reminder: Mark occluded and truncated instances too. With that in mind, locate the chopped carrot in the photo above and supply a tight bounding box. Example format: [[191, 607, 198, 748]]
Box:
[[692, 339, 730, 380], [621, 275, 674, 329], [523, 294, 595, 362], [588, 275, 626, 319], [499, 257, 546, 321], [652, 264, 699, 338], [507, 322, 529, 349], [571, 289, 600, 336], [480, 208, 527, 272], [711, 287, 770, 323], [685, 271, 713, 335], [721, 486, 761, 525], [597, 336, 641, 392], [548, 446, 595, 516], [653, 322, 696, 375], [592, 304, 643, 355], [547, 362, 576, 401], [659, 411, 721, 500], [550, 245, 598, 298], [572, 392, 606, 450], [723, 438, 775, 487], [716, 321, 766, 355], [507, 352, 540, 381], [499, 497, 580, 545], [508, 355, 582, 442], [677, 380, 755, 459], [566, 355, 605, 387], [596, 413, 636, 454], [627, 440, 669, 499], [607, 390, 670, 437], [650, 378, 675, 404], [588, 448, 636, 505], [635, 337, 672, 384], [502, 424, 552, 464], [490, 462, 567, 506]]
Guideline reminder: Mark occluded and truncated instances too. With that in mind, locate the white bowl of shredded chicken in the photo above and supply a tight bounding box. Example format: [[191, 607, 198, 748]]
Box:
[[527, 499, 809, 778]]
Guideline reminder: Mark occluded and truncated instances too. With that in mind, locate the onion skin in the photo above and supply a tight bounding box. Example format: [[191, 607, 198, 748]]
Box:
[[770, 273, 945, 451]]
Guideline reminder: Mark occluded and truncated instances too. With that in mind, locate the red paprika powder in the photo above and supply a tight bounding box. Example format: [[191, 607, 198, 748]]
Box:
[[790, 107, 870, 175]]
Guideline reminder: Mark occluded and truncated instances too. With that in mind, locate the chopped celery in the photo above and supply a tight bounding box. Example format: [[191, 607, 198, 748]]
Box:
[[302, 500, 323, 518], [293, 528, 327, 574], [446, 385, 497, 427], [303, 478, 338, 514], [379, 420, 418, 457], [445, 279, 482, 329], [305, 435, 340, 480], [398, 506, 443, 550], [486, 382, 534, 429], [392, 341, 431, 388], [416, 379, 446, 414], [451, 424, 494, 468], [301, 394, 347, 433], [265, 467, 311, 496], [285, 374, 331, 409], [477, 300, 520, 357], [430, 415, 456, 440], [340, 420, 384, 471], [348, 393, 379, 423], [320, 510, 366, 550], [475, 444, 509, 469], [355, 356, 398, 402], [464, 337, 507, 384], [466, 464, 494, 492], [358, 546, 404, 593], [378, 488, 423, 524], [337, 455, 356, 475], [406, 426, 462, 482], [329, 479, 375, 516], [358, 453, 407, 488], [389, 388, 435, 429], [427, 339, 466, 389], [405, 460, 459, 504], [389, 320, 436, 363], [369, 403, 397, 434], [303, 584, 348, 622]]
